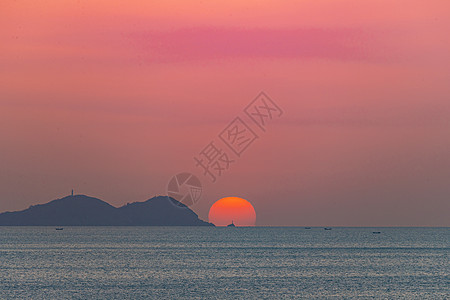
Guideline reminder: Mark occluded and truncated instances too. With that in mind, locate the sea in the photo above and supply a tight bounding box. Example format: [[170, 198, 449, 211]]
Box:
[[0, 227, 448, 299]]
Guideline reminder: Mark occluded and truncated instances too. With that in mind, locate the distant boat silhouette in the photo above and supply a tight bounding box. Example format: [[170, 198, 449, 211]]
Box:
[[324, 228, 332, 230], [227, 221, 236, 227], [55, 228, 64, 230], [372, 231, 381, 234], [305, 227, 311, 229]]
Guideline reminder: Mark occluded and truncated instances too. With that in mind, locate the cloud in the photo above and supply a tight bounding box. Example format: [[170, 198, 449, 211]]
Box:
[[129, 27, 388, 63]]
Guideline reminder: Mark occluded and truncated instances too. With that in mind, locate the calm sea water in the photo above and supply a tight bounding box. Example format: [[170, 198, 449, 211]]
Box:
[[0, 227, 448, 299]]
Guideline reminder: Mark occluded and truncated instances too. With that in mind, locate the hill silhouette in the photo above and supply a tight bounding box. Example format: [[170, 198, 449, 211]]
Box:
[[0, 195, 213, 226]]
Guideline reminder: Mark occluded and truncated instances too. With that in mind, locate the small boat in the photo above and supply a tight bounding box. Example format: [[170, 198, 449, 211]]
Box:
[[305, 227, 311, 229], [372, 231, 381, 234], [227, 221, 236, 227], [55, 228, 64, 231], [324, 228, 332, 230]]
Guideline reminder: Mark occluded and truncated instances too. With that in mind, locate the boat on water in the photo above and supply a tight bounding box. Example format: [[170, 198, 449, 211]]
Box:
[[372, 231, 381, 234], [324, 228, 332, 230], [227, 221, 236, 227], [305, 227, 311, 229], [55, 228, 64, 231]]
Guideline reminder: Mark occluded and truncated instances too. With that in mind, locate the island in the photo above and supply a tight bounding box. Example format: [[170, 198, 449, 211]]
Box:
[[0, 195, 214, 226]]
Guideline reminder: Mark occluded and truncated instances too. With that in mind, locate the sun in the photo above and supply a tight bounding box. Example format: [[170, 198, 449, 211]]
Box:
[[208, 197, 256, 226]]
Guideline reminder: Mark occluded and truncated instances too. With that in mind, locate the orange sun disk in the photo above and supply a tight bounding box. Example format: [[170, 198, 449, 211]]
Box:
[[208, 197, 256, 226]]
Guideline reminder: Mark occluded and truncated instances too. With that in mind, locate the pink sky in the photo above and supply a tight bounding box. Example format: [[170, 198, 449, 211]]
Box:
[[1, 0, 449, 226]]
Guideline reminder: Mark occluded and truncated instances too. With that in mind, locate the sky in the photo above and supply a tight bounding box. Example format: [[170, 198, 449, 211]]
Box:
[[1, 0, 449, 226]]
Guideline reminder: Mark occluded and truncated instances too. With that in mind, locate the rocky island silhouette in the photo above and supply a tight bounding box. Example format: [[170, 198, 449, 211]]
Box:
[[0, 195, 213, 226]]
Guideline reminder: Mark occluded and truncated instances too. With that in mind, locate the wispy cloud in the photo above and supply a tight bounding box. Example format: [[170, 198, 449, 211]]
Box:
[[129, 27, 389, 63]]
